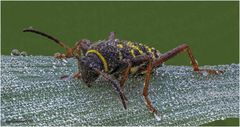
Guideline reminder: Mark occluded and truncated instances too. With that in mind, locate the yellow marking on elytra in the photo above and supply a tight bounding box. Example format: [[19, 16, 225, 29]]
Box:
[[117, 44, 123, 48], [127, 41, 144, 58], [147, 46, 152, 53], [147, 47, 156, 59], [130, 49, 136, 58], [86, 50, 108, 72]]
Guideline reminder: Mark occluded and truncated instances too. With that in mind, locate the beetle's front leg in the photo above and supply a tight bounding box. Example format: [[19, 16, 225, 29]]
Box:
[[140, 57, 159, 117], [54, 49, 74, 59], [54, 39, 92, 59], [153, 44, 223, 75], [60, 72, 81, 80], [94, 68, 127, 109], [112, 59, 132, 89]]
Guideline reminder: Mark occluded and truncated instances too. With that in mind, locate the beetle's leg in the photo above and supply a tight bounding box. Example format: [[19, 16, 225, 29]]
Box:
[[54, 39, 92, 59], [119, 55, 158, 114], [73, 72, 81, 79], [60, 72, 81, 80], [94, 68, 127, 109], [108, 59, 132, 102], [60, 56, 82, 80], [152, 44, 223, 74], [118, 55, 151, 88], [112, 59, 132, 89], [54, 50, 74, 59], [113, 54, 151, 88], [113, 59, 132, 102], [119, 63, 132, 88], [142, 58, 158, 114]]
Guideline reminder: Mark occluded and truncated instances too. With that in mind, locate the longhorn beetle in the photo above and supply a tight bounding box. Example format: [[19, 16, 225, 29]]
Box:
[[23, 27, 223, 120]]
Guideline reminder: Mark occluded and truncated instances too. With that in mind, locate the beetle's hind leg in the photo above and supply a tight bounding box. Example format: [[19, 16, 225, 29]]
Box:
[[152, 44, 223, 75]]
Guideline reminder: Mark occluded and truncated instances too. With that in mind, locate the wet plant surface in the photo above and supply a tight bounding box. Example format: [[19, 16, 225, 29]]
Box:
[[1, 56, 239, 126]]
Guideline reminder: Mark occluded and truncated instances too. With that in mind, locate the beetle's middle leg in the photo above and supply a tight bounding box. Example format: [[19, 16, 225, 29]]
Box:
[[121, 55, 158, 115], [115, 55, 153, 89], [142, 57, 158, 113], [152, 44, 223, 74]]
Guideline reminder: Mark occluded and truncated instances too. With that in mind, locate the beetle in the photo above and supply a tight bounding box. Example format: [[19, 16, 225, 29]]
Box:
[[23, 27, 223, 120]]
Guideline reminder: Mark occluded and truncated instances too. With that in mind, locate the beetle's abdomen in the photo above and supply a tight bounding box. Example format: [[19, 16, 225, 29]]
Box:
[[115, 41, 162, 74], [117, 41, 161, 60]]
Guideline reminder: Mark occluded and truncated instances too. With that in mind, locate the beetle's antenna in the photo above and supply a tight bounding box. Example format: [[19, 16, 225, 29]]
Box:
[[23, 27, 69, 49]]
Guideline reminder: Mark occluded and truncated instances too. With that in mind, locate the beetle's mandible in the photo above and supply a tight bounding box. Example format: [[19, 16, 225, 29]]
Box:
[[23, 27, 223, 120]]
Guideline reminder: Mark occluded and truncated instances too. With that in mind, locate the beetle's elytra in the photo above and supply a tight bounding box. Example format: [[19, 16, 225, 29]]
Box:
[[23, 27, 223, 120]]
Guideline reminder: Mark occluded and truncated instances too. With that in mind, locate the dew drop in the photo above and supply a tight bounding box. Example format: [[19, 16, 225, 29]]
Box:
[[1, 56, 239, 126], [220, 117, 225, 120], [20, 51, 28, 56], [202, 71, 208, 76], [154, 113, 161, 121], [11, 49, 20, 56], [62, 59, 68, 63]]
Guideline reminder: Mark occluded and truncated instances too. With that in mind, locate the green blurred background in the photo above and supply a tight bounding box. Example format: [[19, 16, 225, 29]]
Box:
[[1, 1, 239, 126]]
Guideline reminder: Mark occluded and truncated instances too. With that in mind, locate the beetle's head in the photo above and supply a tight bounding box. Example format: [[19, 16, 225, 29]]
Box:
[[78, 56, 99, 86]]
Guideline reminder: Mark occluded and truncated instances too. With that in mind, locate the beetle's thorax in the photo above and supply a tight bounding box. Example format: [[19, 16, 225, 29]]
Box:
[[86, 40, 122, 73]]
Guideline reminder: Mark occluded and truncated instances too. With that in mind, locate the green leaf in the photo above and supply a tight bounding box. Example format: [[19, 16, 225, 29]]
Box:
[[1, 56, 239, 126]]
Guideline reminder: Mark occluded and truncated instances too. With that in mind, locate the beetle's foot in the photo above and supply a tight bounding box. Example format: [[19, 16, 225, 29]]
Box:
[[197, 69, 223, 75], [60, 73, 81, 80], [54, 52, 66, 59], [150, 108, 161, 121], [73, 72, 81, 79], [153, 112, 161, 121], [142, 96, 159, 119], [60, 75, 71, 80]]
